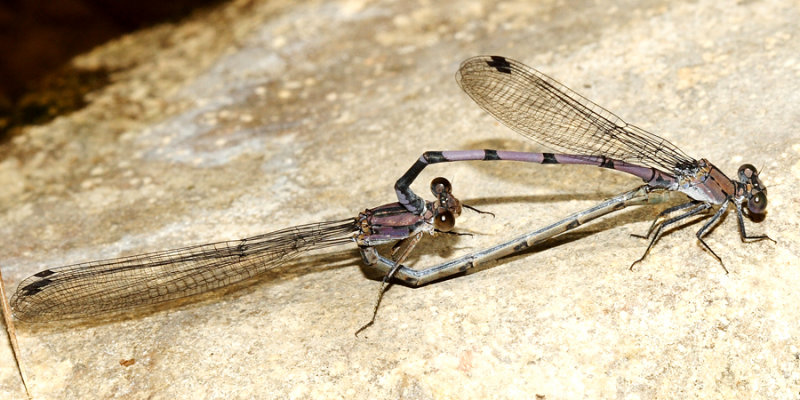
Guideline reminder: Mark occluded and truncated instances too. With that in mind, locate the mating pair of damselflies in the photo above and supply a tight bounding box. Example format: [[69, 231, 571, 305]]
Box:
[[8, 56, 772, 330]]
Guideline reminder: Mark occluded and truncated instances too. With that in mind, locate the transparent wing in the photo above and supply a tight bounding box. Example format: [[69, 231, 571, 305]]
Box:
[[11, 219, 357, 322], [456, 55, 695, 172]]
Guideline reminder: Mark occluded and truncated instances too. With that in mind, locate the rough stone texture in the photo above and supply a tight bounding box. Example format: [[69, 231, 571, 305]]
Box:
[[1, 0, 799, 398]]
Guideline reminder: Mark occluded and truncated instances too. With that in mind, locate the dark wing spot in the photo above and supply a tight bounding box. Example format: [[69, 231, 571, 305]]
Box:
[[34, 269, 56, 278], [486, 56, 512, 74], [22, 278, 53, 295]]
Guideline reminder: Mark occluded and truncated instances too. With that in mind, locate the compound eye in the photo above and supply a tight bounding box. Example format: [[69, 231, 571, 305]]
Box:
[[434, 210, 455, 232], [738, 164, 757, 182], [430, 177, 452, 196], [747, 191, 767, 214]]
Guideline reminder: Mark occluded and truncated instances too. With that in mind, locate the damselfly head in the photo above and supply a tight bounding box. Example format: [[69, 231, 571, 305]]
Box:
[[430, 177, 452, 196], [737, 164, 768, 215], [430, 177, 462, 232], [434, 210, 456, 232]]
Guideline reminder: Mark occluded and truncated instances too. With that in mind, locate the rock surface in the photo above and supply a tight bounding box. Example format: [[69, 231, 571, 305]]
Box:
[[1, 0, 799, 398]]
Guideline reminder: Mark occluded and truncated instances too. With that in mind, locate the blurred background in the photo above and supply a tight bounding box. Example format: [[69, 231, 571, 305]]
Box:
[[0, 0, 223, 138]]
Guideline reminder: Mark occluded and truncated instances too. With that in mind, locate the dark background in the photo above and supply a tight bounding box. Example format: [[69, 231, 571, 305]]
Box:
[[0, 0, 224, 139]]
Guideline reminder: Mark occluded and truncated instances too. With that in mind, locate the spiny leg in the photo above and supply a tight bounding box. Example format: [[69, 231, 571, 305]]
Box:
[[734, 202, 776, 243], [694, 202, 729, 273], [463, 203, 495, 217], [630, 202, 711, 270], [436, 230, 473, 237], [355, 232, 424, 336], [632, 201, 699, 239]]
